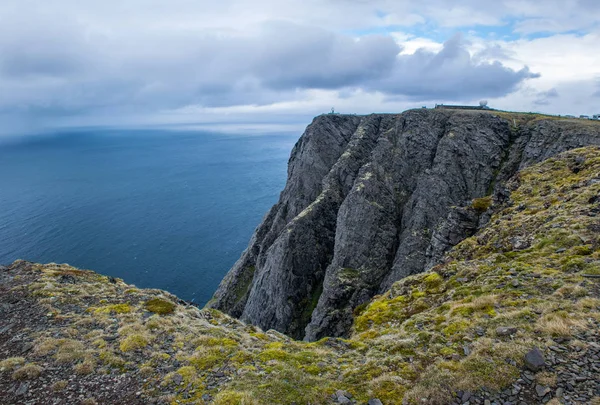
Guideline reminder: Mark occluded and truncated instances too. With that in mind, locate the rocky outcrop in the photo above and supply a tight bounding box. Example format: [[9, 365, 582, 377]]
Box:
[[209, 110, 600, 340]]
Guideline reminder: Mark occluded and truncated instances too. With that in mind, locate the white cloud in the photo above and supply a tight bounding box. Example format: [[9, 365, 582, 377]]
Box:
[[0, 0, 598, 133]]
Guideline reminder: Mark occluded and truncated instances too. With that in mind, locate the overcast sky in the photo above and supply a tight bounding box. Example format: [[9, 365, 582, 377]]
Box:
[[1, 0, 599, 134]]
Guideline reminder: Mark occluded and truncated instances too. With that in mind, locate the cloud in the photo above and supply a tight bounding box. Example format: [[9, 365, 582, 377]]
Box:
[[248, 23, 401, 90], [593, 81, 600, 98], [372, 34, 539, 99], [0, 15, 536, 122], [533, 88, 559, 105], [540, 88, 560, 98], [0, 0, 598, 132]]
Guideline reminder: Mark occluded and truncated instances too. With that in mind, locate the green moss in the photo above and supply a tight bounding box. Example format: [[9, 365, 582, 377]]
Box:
[[562, 257, 586, 272], [92, 303, 132, 314], [439, 347, 456, 356], [572, 245, 594, 256], [233, 266, 256, 304], [458, 356, 520, 391], [423, 272, 443, 291], [339, 267, 360, 279], [175, 365, 198, 383], [188, 348, 227, 370], [119, 334, 149, 352], [54, 339, 85, 364], [144, 298, 176, 315], [248, 332, 268, 340], [213, 391, 257, 405], [370, 378, 407, 404], [472, 196, 492, 213], [194, 336, 239, 349], [442, 320, 470, 337], [0, 357, 25, 371], [99, 351, 126, 369], [412, 290, 426, 299], [12, 363, 43, 380], [355, 295, 408, 331], [231, 351, 254, 366], [258, 348, 291, 362]]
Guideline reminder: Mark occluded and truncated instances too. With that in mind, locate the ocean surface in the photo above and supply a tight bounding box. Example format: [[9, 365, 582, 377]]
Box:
[[0, 129, 297, 305]]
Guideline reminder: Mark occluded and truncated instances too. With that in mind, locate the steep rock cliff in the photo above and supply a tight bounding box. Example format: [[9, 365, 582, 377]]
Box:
[[209, 110, 600, 340]]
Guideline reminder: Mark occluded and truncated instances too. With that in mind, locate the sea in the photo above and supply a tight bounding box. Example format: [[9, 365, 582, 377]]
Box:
[[0, 129, 297, 306]]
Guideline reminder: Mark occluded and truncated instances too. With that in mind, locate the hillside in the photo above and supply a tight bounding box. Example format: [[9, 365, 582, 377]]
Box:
[[208, 109, 600, 340], [1, 147, 599, 404]]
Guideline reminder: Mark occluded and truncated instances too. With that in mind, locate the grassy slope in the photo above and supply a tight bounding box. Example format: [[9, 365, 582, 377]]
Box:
[[1, 147, 599, 405]]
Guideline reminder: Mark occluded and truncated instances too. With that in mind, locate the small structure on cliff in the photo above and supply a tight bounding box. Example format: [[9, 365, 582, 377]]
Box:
[[435, 100, 492, 111]]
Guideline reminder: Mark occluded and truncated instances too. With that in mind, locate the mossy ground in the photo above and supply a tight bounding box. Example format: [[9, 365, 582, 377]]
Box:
[[1, 147, 599, 404]]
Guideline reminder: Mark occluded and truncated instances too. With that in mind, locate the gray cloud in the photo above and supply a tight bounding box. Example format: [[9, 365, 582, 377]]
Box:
[[8, 0, 600, 131], [372, 34, 539, 99], [473, 44, 516, 63], [541, 88, 560, 98], [0, 13, 537, 122], [533, 88, 559, 106], [593, 81, 600, 98]]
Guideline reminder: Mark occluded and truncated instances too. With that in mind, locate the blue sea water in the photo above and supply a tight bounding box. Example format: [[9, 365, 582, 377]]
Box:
[[0, 129, 296, 305]]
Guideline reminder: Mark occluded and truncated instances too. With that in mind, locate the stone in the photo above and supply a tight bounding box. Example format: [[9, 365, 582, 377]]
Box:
[[336, 390, 352, 399], [337, 395, 352, 404], [368, 400, 383, 405], [535, 385, 550, 397], [15, 382, 28, 396], [496, 327, 518, 336], [0, 323, 14, 334], [510, 237, 530, 250], [172, 373, 183, 385], [20, 343, 33, 354], [524, 347, 546, 371], [336, 390, 352, 404]]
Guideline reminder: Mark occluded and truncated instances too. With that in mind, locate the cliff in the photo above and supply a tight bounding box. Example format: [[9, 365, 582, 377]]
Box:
[[208, 109, 600, 340], [1, 147, 599, 405]]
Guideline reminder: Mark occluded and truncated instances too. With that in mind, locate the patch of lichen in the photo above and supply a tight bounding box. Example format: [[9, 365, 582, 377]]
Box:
[[144, 298, 176, 315], [3, 148, 600, 404]]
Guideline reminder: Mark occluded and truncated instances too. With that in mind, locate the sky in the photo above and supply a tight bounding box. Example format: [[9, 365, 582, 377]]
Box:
[[1, 0, 599, 134]]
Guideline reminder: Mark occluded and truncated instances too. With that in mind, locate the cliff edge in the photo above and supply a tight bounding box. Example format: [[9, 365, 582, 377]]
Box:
[[208, 109, 600, 340]]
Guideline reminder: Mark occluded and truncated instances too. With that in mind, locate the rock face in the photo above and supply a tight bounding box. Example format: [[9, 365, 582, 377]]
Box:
[[209, 109, 600, 340]]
